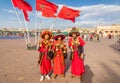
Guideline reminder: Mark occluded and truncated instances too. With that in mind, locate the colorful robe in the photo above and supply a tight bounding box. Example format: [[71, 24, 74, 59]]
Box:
[[68, 36, 85, 76], [38, 39, 53, 75], [53, 40, 67, 75]]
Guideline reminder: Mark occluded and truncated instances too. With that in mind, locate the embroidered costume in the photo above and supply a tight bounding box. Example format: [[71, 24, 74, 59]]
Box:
[[38, 30, 53, 81], [53, 32, 67, 78], [68, 27, 85, 77]]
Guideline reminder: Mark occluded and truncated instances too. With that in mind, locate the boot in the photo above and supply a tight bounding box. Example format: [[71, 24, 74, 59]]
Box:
[[53, 74, 57, 79], [80, 75, 83, 81], [40, 75, 44, 81], [45, 74, 51, 80], [61, 74, 65, 79]]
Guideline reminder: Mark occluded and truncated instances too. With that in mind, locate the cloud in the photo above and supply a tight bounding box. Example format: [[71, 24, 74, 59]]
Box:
[[58, 4, 120, 28], [2, 9, 7, 12], [9, 17, 16, 20], [8, 10, 14, 14], [2, 9, 22, 15], [79, 4, 120, 19], [2, 9, 14, 14]]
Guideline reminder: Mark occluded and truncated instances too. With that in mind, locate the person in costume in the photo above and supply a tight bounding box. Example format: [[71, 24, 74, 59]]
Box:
[[107, 33, 112, 39], [38, 30, 54, 81], [52, 32, 67, 79], [89, 34, 93, 41], [94, 33, 99, 42], [68, 27, 85, 80]]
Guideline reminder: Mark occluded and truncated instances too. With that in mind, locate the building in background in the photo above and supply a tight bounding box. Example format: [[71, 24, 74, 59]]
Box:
[[97, 24, 120, 37], [1, 24, 120, 37], [63, 24, 120, 37]]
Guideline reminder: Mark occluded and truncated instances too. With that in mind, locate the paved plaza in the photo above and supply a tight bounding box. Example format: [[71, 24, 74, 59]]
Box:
[[0, 37, 120, 83]]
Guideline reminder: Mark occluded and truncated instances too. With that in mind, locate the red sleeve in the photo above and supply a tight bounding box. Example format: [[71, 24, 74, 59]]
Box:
[[79, 37, 85, 46], [38, 40, 43, 52]]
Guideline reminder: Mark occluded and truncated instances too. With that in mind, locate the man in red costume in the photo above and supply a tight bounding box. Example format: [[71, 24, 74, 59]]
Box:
[[38, 30, 54, 81], [52, 32, 67, 79], [68, 27, 85, 80]]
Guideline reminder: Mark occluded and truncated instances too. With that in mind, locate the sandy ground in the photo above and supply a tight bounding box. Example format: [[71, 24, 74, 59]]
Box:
[[0, 37, 120, 83]]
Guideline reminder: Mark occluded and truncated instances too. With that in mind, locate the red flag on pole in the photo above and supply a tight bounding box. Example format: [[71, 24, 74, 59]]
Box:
[[36, 0, 58, 18], [12, 0, 32, 11], [42, 13, 56, 18], [12, 0, 32, 21], [57, 6, 80, 22], [23, 10, 29, 21], [19, 0, 32, 11], [12, 0, 19, 7]]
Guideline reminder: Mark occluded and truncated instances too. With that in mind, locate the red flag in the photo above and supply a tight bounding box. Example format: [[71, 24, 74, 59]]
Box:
[[12, 0, 32, 11], [36, 0, 58, 17], [42, 13, 56, 18], [19, 0, 32, 11], [23, 10, 29, 21], [12, 0, 32, 21], [57, 6, 80, 22], [12, 0, 19, 7]]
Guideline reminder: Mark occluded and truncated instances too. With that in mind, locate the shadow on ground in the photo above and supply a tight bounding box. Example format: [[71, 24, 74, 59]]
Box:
[[65, 52, 71, 73], [82, 65, 94, 83]]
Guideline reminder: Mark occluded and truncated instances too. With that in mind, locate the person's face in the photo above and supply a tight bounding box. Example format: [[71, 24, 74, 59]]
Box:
[[44, 34, 49, 39], [58, 37, 62, 41], [72, 33, 77, 38]]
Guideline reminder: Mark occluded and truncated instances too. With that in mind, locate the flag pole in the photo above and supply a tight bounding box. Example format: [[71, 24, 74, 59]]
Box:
[[36, 12, 42, 50], [22, 11, 30, 44], [34, 11, 37, 45], [37, 19, 42, 43], [35, 0, 38, 46], [50, 18, 57, 31], [11, 0, 28, 45]]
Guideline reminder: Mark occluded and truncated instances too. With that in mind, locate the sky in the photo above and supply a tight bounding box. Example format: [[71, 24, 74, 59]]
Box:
[[0, 0, 120, 30]]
